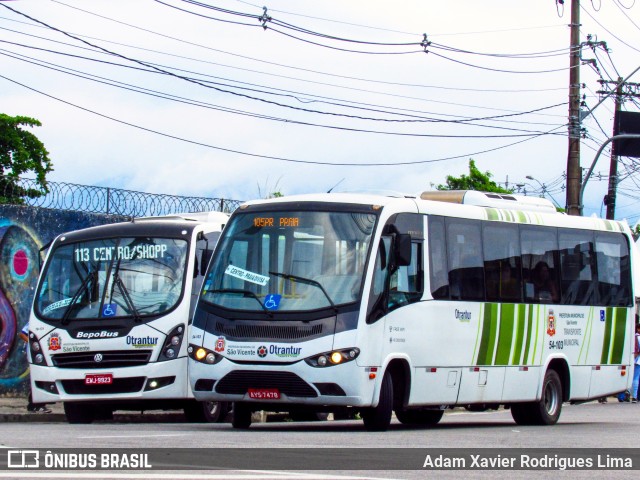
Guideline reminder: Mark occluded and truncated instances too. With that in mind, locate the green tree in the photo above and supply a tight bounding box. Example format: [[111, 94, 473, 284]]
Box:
[[436, 159, 512, 193], [0, 113, 53, 204]]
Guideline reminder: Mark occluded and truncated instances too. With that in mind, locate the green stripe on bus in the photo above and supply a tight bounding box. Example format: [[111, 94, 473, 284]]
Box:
[[471, 304, 485, 365], [577, 307, 592, 364], [495, 304, 515, 365], [516, 211, 527, 223], [506, 210, 514, 223], [600, 308, 613, 364], [476, 304, 498, 365], [475, 304, 492, 365], [511, 304, 526, 365], [486, 209, 500, 221], [522, 305, 533, 365], [531, 305, 541, 365], [610, 308, 628, 364]]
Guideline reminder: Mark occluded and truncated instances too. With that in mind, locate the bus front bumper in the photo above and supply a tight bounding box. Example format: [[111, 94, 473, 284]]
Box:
[[189, 357, 376, 407], [30, 357, 190, 404]]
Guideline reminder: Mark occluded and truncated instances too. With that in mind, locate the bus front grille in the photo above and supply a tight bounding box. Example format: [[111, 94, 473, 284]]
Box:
[[61, 377, 145, 395], [51, 350, 152, 369], [215, 370, 318, 398], [215, 322, 323, 340]]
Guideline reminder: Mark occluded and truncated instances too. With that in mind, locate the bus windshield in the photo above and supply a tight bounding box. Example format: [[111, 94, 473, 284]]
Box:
[[201, 209, 377, 313], [36, 237, 188, 321]]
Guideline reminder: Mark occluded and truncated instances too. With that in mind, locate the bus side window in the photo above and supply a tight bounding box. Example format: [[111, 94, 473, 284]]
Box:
[[388, 241, 422, 311], [446, 218, 484, 301], [559, 230, 596, 305], [483, 223, 522, 303], [428, 216, 449, 299], [521, 225, 560, 304], [595, 232, 631, 306]]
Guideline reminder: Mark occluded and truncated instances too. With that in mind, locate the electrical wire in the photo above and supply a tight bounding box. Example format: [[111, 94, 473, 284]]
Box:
[[0, 37, 568, 131], [427, 50, 574, 74], [41, 3, 568, 93], [581, 5, 640, 54], [0, 7, 568, 128], [0, 47, 567, 138], [0, 73, 567, 167], [156, 0, 424, 55]]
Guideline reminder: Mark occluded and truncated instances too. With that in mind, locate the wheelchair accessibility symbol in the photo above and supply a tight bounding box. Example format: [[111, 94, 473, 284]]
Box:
[[264, 294, 282, 311], [102, 303, 117, 317]]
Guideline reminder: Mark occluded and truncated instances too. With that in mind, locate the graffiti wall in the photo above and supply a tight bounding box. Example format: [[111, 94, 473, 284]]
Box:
[[0, 206, 123, 397]]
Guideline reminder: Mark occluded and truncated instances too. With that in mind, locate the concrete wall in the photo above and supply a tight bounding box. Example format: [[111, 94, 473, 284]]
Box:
[[0, 206, 123, 396]]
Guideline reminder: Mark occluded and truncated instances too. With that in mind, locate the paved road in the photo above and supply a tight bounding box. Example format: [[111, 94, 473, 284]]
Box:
[[0, 401, 638, 479]]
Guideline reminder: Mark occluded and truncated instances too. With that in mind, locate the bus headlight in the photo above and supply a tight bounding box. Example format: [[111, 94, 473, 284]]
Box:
[[188, 344, 223, 365], [305, 348, 360, 368], [158, 324, 185, 362], [28, 332, 48, 366]]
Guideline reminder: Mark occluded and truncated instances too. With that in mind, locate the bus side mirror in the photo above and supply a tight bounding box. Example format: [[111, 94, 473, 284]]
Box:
[[395, 234, 412, 267], [201, 249, 213, 273]]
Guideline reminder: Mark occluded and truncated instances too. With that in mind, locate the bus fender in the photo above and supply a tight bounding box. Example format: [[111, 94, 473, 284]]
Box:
[[538, 355, 571, 402], [369, 354, 413, 408]]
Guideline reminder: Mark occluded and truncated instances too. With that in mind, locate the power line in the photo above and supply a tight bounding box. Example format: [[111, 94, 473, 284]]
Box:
[[0, 6, 568, 131], [0, 46, 567, 138], [40, 3, 568, 93], [581, 5, 640, 54], [0, 73, 567, 167]]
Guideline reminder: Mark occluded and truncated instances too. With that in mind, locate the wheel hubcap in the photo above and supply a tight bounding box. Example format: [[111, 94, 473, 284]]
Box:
[[544, 382, 559, 415]]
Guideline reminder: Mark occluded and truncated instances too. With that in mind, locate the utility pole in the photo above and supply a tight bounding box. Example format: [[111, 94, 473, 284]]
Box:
[[566, 0, 582, 216], [604, 77, 623, 220], [597, 78, 640, 219]]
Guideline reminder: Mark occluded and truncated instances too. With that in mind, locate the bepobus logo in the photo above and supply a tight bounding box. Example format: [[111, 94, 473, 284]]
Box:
[[7, 450, 39, 468], [75, 331, 120, 339]]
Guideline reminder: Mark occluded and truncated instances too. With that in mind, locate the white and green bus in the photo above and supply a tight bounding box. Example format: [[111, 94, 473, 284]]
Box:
[[29, 212, 230, 423], [188, 191, 636, 431]]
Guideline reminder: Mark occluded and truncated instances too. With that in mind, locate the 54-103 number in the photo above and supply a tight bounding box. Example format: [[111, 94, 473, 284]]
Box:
[[549, 340, 564, 350]]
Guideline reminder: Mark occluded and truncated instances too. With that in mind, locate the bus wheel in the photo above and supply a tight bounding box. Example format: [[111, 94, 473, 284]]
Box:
[[232, 402, 252, 429], [63, 402, 94, 424], [362, 371, 393, 432], [184, 401, 229, 423], [511, 369, 563, 426], [395, 409, 443, 426]]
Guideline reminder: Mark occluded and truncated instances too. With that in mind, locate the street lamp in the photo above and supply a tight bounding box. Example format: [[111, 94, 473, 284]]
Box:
[[526, 176, 562, 209]]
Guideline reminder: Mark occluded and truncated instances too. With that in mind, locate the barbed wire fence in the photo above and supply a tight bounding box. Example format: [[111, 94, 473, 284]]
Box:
[[0, 177, 243, 217]]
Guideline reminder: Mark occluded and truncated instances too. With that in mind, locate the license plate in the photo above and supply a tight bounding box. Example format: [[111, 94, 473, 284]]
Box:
[[248, 388, 280, 400], [84, 374, 113, 385]]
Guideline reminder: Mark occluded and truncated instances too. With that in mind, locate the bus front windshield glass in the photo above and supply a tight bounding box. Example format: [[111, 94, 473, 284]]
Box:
[[201, 210, 377, 312], [36, 237, 188, 321]]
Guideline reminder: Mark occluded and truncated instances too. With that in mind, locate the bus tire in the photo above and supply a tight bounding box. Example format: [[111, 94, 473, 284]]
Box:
[[395, 408, 444, 426], [362, 371, 393, 432], [511, 369, 563, 426], [232, 402, 252, 429], [184, 401, 229, 423], [64, 402, 94, 424]]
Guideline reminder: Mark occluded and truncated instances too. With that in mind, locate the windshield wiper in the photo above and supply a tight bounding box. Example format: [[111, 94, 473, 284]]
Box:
[[269, 271, 335, 309], [61, 270, 97, 325], [111, 261, 142, 322], [208, 289, 268, 312]]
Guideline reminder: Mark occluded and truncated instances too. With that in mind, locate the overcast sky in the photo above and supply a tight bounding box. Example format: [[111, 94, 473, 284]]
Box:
[[1, 0, 639, 223]]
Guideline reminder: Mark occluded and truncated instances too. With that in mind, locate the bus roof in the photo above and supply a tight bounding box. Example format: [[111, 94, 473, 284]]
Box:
[[236, 192, 630, 236], [420, 190, 557, 213]]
